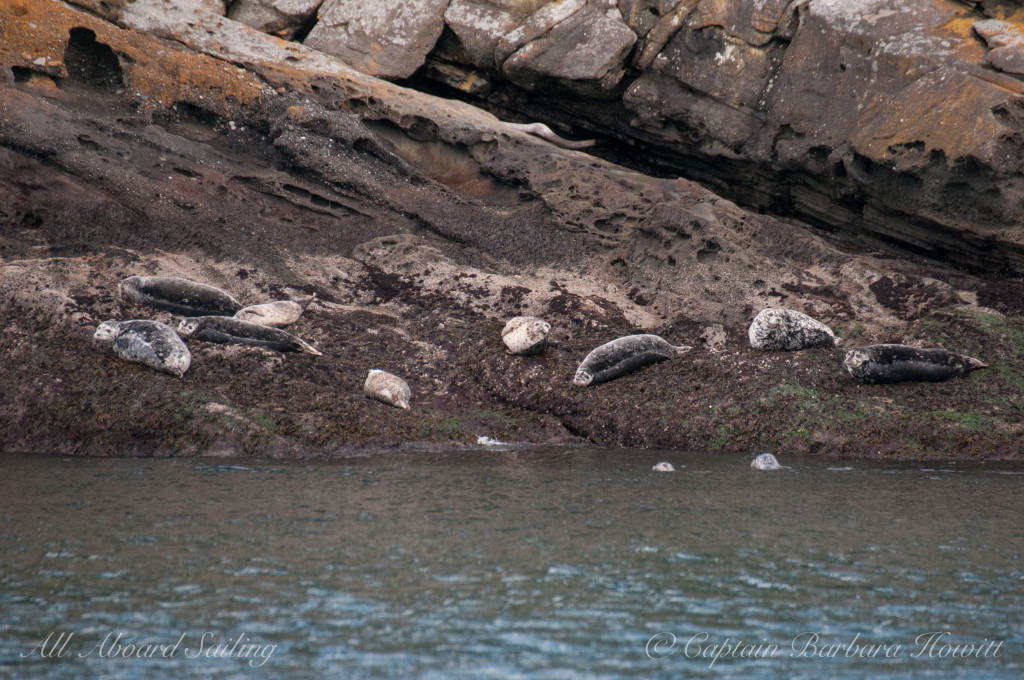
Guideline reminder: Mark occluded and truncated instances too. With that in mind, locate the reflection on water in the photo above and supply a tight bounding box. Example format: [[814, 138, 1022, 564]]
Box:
[[1, 449, 1022, 679]]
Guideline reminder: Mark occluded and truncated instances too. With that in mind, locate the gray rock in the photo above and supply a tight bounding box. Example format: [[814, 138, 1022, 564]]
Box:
[[228, 0, 324, 39], [501, 0, 636, 96], [304, 0, 450, 78], [444, 0, 528, 70]]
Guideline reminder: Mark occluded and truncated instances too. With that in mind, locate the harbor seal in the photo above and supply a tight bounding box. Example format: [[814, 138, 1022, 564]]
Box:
[[364, 369, 411, 410], [751, 452, 788, 470], [652, 461, 676, 472], [843, 344, 987, 384], [177, 316, 322, 355], [501, 316, 551, 355], [748, 308, 838, 351], [573, 334, 690, 387], [93, 319, 191, 378], [234, 295, 316, 327], [119, 275, 242, 317]]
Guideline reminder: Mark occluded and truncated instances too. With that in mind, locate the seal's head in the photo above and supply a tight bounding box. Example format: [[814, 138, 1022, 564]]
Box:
[[93, 320, 122, 346], [652, 461, 676, 472], [751, 452, 783, 470], [118, 275, 143, 300], [573, 367, 594, 387], [176, 318, 201, 337]]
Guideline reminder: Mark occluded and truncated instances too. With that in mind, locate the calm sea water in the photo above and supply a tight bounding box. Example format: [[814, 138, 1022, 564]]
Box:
[[1, 449, 1022, 679]]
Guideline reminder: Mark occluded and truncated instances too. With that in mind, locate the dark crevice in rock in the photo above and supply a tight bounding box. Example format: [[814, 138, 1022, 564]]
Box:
[[63, 27, 123, 92]]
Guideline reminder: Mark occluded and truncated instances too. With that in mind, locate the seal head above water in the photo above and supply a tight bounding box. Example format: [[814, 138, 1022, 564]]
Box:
[[843, 344, 987, 384], [94, 319, 191, 378], [119, 275, 242, 317], [177, 316, 321, 355], [751, 453, 788, 470], [364, 369, 411, 410], [573, 334, 689, 386], [748, 308, 838, 351]]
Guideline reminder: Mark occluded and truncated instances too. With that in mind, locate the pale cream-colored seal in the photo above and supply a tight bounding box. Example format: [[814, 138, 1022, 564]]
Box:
[[501, 316, 551, 355], [364, 369, 411, 410], [234, 294, 316, 327]]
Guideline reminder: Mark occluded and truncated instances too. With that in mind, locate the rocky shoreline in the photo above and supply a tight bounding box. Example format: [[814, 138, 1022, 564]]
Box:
[[2, 0, 1023, 460]]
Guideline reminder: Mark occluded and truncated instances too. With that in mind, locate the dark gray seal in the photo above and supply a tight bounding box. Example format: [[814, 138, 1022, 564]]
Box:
[[177, 316, 322, 355], [119, 275, 242, 317], [573, 334, 689, 386], [748, 308, 838, 351], [843, 344, 987, 384], [93, 319, 191, 378]]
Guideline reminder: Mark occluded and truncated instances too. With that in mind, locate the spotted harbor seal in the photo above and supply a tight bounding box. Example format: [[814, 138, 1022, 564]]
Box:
[[843, 344, 987, 384], [177, 316, 322, 355], [573, 334, 690, 387], [751, 452, 789, 470], [502, 316, 551, 355], [748, 308, 838, 351], [364, 369, 411, 410], [119, 275, 242, 317], [234, 295, 316, 327], [652, 461, 676, 472], [93, 319, 191, 378]]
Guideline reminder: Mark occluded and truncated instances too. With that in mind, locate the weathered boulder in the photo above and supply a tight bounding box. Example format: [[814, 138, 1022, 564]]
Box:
[[4, 0, 1024, 459], [414, 0, 1024, 275], [500, 0, 636, 96], [974, 18, 1024, 74], [227, 0, 324, 39], [443, 0, 535, 70], [303, 0, 450, 78]]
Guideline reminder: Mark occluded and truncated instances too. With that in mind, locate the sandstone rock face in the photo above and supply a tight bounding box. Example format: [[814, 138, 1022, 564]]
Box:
[[4, 0, 1024, 459], [303, 0, 450, 78], [227, 0, 324, 39], [501, 0, 636, 96], [444, 1, 537, 70], [416, 0, 1024, 275]]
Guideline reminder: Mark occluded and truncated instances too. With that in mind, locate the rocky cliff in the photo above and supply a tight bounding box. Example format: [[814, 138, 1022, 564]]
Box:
[[1, 0, 1023, 459], [262, 0, 1024, 275]]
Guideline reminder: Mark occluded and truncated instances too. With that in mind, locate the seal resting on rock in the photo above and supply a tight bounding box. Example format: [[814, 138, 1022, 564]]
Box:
[[177, 316, 321, 355], [751, 453, 788, 470], [119, 275, 242, 317], [234, 295, 316, 327], [748, 308, 838, 351], [501, 316, 551, 355], [843, 344, 987, 384], [93, 319, 191, 378], [364, 369, 411, 410], [573, 334, 690, 386]]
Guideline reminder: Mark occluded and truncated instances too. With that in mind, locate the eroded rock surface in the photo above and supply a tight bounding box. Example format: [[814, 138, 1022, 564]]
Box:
[[304, 0, 451, 78], [2, 0, 1023, 459], [214, 0, 1024, 276]]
